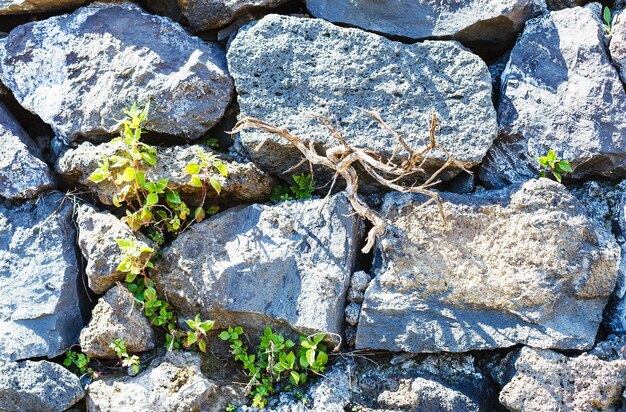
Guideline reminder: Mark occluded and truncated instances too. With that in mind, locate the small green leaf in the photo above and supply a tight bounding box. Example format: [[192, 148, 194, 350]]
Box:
[[198, 340, 206, 352], [553, 171, 562, 183], [194, 207, 205, 223], [141, 152, 156, 166], [557, 160, 572, 172], [145, 193, 158, 207], [184, 163, 201, 175], [186, 331, 198, 345], [209, 177, 222, 195], [218, 331, 231, 340], [316, 351, 328, 365], [121, 167, 136, 182], [166, 191, 182, 205], [604, 6, 612, 26], [88, 169, 108, 183], [213, 161, 228, 177], [116, 260, 131, 272], [188, 176, 203, 188], [290, 370, 300, 384]]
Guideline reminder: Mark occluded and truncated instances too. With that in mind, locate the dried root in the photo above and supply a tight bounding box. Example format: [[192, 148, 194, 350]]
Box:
[[232, 110, 468, 253]]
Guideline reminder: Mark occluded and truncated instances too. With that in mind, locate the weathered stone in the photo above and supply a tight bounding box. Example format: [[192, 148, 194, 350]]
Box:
[[153, 193, 362, 340], [546, 0, 588, 10], [76, 203, 153, 295], [347, 288, 364, 303], [376, 377, 479, 411], [349, 270, 371, 293], [306, 0, 545, 54], [86, 351, 232, 412], [80, 285, 154, 359], [480, 4, 626, 188], [228, 14, 497, 183], [0, 0, 89, 14], [344, 302, 361, 326], [357, 179, 620, 353], [0, 193, 85, 361], [500, 347, 626, 412], [0, 102, 54, 200], [179, 0, 291, 31], [56, 142, 275, 207], [0, 360, 84, 412], [0, 2, 233, 143]]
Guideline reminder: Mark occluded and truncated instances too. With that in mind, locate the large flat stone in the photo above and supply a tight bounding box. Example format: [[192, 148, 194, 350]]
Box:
[[479, 4, 626, 187], [153, 193, 362, 340], [228, 14, 497, 183], [0, 1, 233, 143], [0, 193, 85, 360], [356, 179, 620, 353]]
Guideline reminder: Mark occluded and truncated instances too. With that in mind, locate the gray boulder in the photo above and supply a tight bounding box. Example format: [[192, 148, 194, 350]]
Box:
[[0, 193, 85, 361], [76, 203, 153, 295], [610, 8, 626, 83], [153, 193, 362, 341], [56, 142, 275, 207], [0, 102, 54, 200], [228, 14, 497, 183], [0, 2, 233, 143], [0, 0, 88, 14], [356, 179, 620, 353], [178, 0, 291, 31], [86, 351, 236, 412], [480, 4, 626, 188], [79, 285, 155, 359], [306, 0, 545, 54], [500, 346, 626, 412], [0, 360, 84, 412]]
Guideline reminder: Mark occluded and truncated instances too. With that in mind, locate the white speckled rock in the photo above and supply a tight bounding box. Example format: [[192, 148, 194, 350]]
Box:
[[0, 360, 84, 412], [0, 2, 233, 143], [0, 193, 85, 361], [356, 179, 620, 353], [306, 0, 545, 54], [480, 4, 626, 187], [153, 193, 362, 341], [0, 0, 89, 14], [228, 14, 497, 183], [79, 285, 155, 359], [500, 346, 626, 411], [0, 103, 54, 200]]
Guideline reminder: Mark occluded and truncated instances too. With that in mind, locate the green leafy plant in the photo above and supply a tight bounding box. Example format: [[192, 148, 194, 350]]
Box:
[[270, 173, 316, 202], [604, 6, 616, 34], [63, 350, 93, 377], [110, 339, 141, 374], [115, 238, 154, 283], [537, 149, 572, 183], [183, 147, 228, 223], [184, 314, 215, 353], [219, 326, 328, 408]]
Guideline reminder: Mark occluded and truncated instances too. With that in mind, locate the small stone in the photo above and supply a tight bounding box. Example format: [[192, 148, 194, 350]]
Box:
[[349, 271, 371, 293], [0, 360, 84, 412], [345, 302, 361, 326], [80, 285, 155, 359], [347, 288, 364, 303]]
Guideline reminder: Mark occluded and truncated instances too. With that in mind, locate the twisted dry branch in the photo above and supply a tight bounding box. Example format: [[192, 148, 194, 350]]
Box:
[[232, 111, 468, 253]]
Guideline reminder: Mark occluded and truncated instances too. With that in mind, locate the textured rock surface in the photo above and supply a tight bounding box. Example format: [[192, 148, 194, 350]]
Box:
[[0, 360, 84, 412], [0, 102, 54, 200], [610, 8, 626, 84], [153, 194, 362, 340], [0, 0, 89, 14], [306, 0, 545, 53], [179, 0, 291, 31], [500, 346, 626, 412], [480, 4, 626, 187], [80, 285, 155, 359], [56, 142, 275, 207], [228, 14, 497, 182], [0, 193, 85, 361], [546, 0, 588, 9], [357, 179, 620, 353], [86, 351, 234, 412], [76, 203, 153, 294], [0, 2, 233, 143]]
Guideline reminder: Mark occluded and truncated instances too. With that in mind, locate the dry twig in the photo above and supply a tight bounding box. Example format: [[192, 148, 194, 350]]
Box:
[[232, 111, 468, 253]]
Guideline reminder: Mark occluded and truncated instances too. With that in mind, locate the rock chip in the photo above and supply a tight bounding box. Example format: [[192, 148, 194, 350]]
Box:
[[500, 346, 626, 412], [228, 14, 497, 183], [153, 193, 362, 340], [0, 360, 84, 412], [179, 0, 291, 31], [344, 302, 361, 326], [56, 142, 275, 207], [80, 285, 155, 359], [0, 2, 233, 143], [0, 0, 89, 14], [76, 203, 153, 295], [0, 102, 54, 200], [356, 179, 620, 353], [306, 0, 545, 54], [0, 193, 85, 361], [349, 270, 371, 293], [480, 4, 626, 187], [86, 351, 232, 412]]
